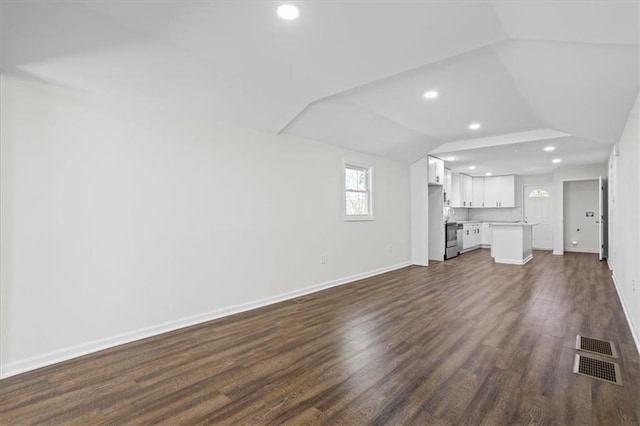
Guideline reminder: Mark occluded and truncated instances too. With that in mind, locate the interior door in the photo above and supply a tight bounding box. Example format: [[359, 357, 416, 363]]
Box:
[[599, 176, 608, 260], [524, 184, 553, 250]]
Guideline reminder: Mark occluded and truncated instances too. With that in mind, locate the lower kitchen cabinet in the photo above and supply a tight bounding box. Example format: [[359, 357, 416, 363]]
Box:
[[462, 223, 481, 251], [481, 223, 492, 246], [462, 224, 471, 250]]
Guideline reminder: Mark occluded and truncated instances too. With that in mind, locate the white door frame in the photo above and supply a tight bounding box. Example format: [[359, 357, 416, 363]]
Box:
[[598, 176, 608, 260], [523, 184, 553, 250], [561, 178, 600, 254]]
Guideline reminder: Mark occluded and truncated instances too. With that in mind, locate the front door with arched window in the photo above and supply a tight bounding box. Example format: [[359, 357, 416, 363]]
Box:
[[524, 185, 553, 250]]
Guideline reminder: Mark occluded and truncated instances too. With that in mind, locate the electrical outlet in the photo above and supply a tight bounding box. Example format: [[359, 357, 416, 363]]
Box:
[[321, 255, 326, 265], [388, 245, 393, 253]]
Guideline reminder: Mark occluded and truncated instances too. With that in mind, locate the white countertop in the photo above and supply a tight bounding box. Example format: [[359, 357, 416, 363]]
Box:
[[452, 220, 521, 224], [490, 222, 539, 227]]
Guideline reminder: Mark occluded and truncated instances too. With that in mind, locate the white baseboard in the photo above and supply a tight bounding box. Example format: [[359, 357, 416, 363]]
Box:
[[552, 250, 564, 255], [1, 261, 411, 379], [494, 254, 532, 265], [611, 273, 640, 356], [563, 248, 599, 254], [460, 246, 481, 254]]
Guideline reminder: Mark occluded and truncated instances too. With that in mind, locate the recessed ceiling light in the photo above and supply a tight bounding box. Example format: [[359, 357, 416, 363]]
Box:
[[468, 123, 481, 130], [423, 91, 438, 99], [552, 158, 562, 163], [446, 156, 455, 161], [469, 166, 477, 170], [485, 172, 492, 176], [277, 4, 300, 20], [544, 146, 555, 151]]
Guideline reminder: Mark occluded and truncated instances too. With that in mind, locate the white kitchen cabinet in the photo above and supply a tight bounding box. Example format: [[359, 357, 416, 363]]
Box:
[[452, 173, 473, 207], [436, 158, 445, 185], [472, 177, 485, 208], [462, 222, 482, 250], [443, 168, 452, 206], [473, 223, 481, 246], [481, 223, 492, 246], [455, 174, 514, 209], [483, 177, 498, 207], [483, 175, 515, 207], [462, 223, 473, 249], [428, 156, 444, 185], [451, 173, 461, 207], [463, 174, 473, 207], [499, 175, 515, 207]]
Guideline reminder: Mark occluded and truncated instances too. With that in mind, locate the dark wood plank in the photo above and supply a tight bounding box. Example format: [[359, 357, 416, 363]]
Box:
[[1, 250, 638, 424]]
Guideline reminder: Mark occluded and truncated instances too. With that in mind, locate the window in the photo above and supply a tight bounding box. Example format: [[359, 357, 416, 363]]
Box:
[[529, 188, 550, 198], [344, 162, 373, 221]]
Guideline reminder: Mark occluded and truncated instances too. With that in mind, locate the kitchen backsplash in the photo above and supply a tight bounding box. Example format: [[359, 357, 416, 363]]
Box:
[[444, 207, 523, 222], [469, 207, 523, 222], [446, 208, 469, 222]]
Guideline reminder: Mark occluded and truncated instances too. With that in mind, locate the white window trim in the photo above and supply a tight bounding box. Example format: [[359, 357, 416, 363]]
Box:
[[343, 159, 374, 221]]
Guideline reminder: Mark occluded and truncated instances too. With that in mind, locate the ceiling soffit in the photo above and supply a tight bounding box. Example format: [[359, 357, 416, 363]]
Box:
[[1, 1, 638, 166]]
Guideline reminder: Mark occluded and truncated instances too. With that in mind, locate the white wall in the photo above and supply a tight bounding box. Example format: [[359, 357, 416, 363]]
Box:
[[428, 186, 444, 261], [563, 180, 600, 253], [0, 75, 411, 377], [410, 158, 429, 266], [552, 163, 607, 255], [609, 91, 640, 351]]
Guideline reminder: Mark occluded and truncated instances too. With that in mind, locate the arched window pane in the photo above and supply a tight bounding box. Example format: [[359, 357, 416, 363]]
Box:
[[529, 189, 550, 198]]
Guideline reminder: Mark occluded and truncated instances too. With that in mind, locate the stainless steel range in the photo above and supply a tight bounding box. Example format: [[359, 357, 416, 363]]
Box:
[[444, 222, 458, 259]]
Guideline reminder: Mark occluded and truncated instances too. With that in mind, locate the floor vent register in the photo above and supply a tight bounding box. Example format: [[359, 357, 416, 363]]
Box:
[[576, 335, 618, 358], [573, 354, 623, 386], [573, 335, 623, 386]]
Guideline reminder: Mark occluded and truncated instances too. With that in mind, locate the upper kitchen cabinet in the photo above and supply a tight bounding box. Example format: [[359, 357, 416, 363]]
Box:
[[472, 177, 484, 208], [444, 168, 452, 206], [463, 174, 473, 207], [451, 173, 461, 207], [484, 175, 515, 207], [451, 173, 473, 208], [427, 156, 444, 185]]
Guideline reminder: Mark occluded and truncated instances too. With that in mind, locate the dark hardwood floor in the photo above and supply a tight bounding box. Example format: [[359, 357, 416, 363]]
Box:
[[1, 250, 639, 424]]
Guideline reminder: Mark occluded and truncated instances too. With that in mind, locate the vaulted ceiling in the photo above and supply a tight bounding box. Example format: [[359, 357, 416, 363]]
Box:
[[2, 1, 638, 171]]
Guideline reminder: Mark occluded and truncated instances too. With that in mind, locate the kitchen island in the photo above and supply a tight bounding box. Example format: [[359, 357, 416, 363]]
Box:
[[490, 222, 538, 265]]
